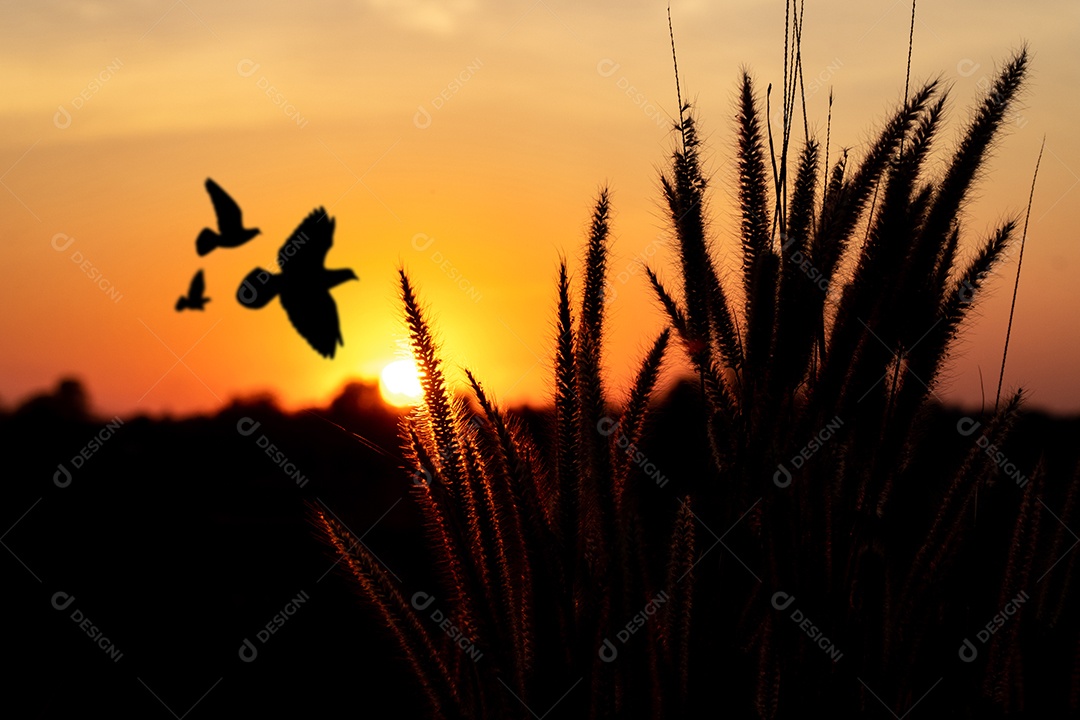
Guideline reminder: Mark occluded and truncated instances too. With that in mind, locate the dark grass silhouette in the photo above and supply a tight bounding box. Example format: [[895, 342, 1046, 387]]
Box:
[[318, 217, 696, 717], [316, 13, 1080, 720], [648, 19, 1080, 717], [646, 17, 1078, 712], [236, 208, 356, 359], [175, 269, 210, 311], [196, 178, 260, 256]]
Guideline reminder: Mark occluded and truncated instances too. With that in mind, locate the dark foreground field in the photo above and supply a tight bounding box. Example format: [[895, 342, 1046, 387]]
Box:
[[3, 378, 1079, 717]]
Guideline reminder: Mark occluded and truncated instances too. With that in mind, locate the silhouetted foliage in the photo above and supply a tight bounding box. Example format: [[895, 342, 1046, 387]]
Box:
[[317, 18, 1080, 720]]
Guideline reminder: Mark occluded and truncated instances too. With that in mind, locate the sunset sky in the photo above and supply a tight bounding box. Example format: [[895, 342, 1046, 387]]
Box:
[[2, 0, 1078, 417]]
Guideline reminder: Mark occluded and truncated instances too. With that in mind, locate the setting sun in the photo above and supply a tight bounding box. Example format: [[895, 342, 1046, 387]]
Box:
[[379, 359, 423, 407]]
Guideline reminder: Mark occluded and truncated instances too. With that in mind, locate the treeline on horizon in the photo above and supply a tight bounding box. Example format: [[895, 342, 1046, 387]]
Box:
[[9, 373, 1080, 423]]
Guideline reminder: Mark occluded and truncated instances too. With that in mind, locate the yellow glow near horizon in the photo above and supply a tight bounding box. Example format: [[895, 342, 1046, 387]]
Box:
[[379, 359, 423, 407]]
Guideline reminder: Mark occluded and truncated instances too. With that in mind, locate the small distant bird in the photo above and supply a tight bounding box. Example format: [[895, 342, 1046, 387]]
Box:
[[236, 207, 357, 358], [176, 270, 210, 311], [196, 178, 260, 256]]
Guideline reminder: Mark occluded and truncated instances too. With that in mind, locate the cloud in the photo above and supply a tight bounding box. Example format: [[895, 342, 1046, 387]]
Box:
[[365, 0, 479, 36]]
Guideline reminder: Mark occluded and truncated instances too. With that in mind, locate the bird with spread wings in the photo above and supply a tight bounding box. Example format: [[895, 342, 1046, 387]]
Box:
[[236, 208, 357, 358], [175, 269, 210, 311], [196, 178, 260, 256]]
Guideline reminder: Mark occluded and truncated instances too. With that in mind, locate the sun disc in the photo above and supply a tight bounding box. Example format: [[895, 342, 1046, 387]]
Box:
[[379, 359, 423, 407]]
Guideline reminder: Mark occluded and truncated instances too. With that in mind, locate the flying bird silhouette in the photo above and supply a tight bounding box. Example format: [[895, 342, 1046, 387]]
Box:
[[236, 207, 357, 358], [196, 178, 260, 256], [176, 270, 210, 311]]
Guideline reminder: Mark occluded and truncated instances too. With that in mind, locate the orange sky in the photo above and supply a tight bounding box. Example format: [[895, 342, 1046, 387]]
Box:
[[2, 1, 1078, 417]]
